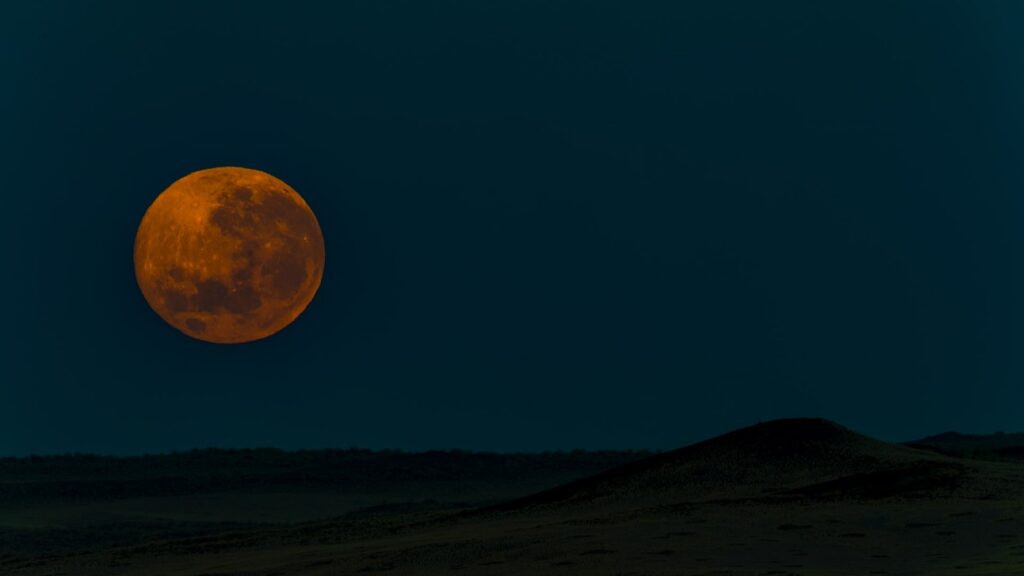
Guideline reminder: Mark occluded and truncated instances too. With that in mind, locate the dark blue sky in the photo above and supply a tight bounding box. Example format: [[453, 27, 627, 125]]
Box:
[[4, 1, 1024, 456]]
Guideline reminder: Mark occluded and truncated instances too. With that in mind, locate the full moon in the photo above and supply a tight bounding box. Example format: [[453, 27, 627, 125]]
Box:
[[134, 167, 325, 343]]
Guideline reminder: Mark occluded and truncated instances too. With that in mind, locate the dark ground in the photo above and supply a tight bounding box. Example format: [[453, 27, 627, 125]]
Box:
[[0, 449, 646, 556], [4, 420, 1024, 575]]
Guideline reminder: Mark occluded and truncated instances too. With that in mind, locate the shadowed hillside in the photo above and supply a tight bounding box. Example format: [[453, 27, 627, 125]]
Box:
[[907, 431, 1024, 463], [491, 418, 981, 510]]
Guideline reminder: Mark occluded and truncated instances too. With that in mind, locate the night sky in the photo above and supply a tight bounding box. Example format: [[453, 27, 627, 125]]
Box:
[[4, 1, 1024, 456]]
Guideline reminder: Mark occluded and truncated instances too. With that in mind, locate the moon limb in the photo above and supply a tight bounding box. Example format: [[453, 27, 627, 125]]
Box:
[[134, 167, 325, 344]]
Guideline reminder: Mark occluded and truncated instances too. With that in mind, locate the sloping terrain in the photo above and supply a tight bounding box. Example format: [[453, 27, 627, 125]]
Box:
[[6, 419, 1024, 576], [908, 431, 1024, 463], [492, 418, 991, 511]]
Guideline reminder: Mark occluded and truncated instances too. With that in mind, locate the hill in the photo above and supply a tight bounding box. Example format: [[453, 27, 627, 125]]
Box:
[[906, 431, 1024, 462], [492, 418, 979, 510]]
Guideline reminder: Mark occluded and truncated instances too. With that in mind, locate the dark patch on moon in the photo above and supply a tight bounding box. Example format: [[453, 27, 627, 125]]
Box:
[[208, 189, 321, 301], [194, 279, 262, 315], [231, 239, 259, 284], [193, 280, 230, 312], [232, 187, 253, 202], [260, 193, 320, 240], [263, 250, 309, 298], [224, 284, 262, 314], [238, 239, 259, 259], [163, 289, 189, 313], [233, 266, 253, 283], [168, 267, 185, 281], [185, 318, 207, 333], [210, 202, 255, 238]]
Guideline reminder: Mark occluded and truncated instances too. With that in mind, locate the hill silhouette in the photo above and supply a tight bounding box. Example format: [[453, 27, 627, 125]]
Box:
[[491, 418, 975, 510], [907, 430, 1024, 462]]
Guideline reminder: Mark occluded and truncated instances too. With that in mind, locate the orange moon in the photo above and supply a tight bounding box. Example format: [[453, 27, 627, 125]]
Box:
[[134, 167, 325, 343]]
